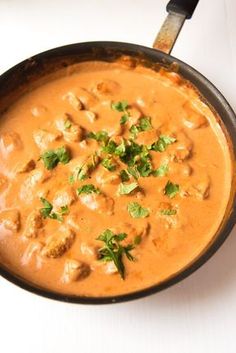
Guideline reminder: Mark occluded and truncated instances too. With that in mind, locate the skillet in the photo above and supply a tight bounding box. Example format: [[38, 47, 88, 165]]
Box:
[[0, 0, 235, 304]]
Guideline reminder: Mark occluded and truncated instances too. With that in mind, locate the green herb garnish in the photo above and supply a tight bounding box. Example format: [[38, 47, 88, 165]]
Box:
[[127, 202, 149, 218], [77, 184, 100, 195], [120, 170, 130, 182], [40, 197, 68, 222], [164, 180, 180, 198], [118, 182, 138, 195], [40, 146, 71, 170], [87, 131, 109, 144], [101, 157, 116, 171], [111, 100, 130, 125], [152, 135, 176, 152], [153, 163, 169, 177], [97, 229, 136, 279], [130, 117, 152, 138]]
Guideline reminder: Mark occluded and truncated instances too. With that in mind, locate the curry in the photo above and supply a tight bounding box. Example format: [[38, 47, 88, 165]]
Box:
[[0, 60, 232, 297]]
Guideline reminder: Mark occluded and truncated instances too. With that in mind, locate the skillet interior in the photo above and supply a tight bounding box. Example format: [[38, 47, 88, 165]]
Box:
[[0, 41, 235, 304]]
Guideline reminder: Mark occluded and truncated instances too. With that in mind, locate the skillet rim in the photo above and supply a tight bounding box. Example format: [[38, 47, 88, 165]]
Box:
[[0, 41, 235, 304]]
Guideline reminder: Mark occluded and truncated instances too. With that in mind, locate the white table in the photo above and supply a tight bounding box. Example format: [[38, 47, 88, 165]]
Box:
[[0, 1, 235, 352]]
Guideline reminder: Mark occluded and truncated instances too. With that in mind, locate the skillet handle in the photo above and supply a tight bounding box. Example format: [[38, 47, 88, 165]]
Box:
[[153, 0, 199, 54], [167, 0, 199, 19]]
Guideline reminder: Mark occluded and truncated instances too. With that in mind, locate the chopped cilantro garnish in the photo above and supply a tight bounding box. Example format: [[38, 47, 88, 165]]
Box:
[[130, 117, 152, 138], [120, 115, 128, 125], [87, 131, 109, 144], [111, 100, 128, 112], [118, 182, 138, 195], [102, 140, 117, 154], [40, 146, 71, 170], [127, 202, 149, 218], [97, 229, 136, 279], [101, 157, 116, 171], [40, 197, 68, 222], [152, 135, 176, 152], [120, 169, 130, 182], [77, 184, 100, 195], [164, 180, 180, 198], [153, 163, 169, 177]]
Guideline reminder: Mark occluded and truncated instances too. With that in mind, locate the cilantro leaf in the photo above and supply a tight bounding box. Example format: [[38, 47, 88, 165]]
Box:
[[127, 202, 149, 218], [111, 100, 128, 112], [129, 117, 152, 138], [40, 146, 71, 170], [87, 131, 109, 144], [120, 114, 129, 125], [164, 180, 180, 198], [40, 197, 68, 222], [120, 170, 130, 182], [153, 163, 169, 177], [77, 184, 100, 195], [101, 157, 116, 171], [118, 182, 138, 195], [152, 135, 176, 152], [96, 229, 136, 279], [40, 197, 53, 218], [102, 140, 117, 154], [55, 146, 71, 164]]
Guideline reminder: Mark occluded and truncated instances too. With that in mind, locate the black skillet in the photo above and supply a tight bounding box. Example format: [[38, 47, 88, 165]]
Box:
[[0, 0, 235, 304]]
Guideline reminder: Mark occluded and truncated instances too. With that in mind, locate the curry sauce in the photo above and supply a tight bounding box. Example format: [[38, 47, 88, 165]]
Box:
[[0, 61, 232, 296]]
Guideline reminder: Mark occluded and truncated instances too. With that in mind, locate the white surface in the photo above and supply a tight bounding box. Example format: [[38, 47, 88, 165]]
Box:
[[0, 0, 235, 352]]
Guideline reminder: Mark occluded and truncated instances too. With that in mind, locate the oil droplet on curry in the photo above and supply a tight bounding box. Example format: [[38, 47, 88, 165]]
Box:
[[0, 60, 232, 297]]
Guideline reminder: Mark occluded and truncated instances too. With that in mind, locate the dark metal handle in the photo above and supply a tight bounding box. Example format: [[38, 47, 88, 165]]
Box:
[[167, 0, 199, 19]]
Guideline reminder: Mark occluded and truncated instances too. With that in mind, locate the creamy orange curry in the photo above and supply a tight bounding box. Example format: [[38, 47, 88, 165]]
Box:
[[0, 60, 232, 297]]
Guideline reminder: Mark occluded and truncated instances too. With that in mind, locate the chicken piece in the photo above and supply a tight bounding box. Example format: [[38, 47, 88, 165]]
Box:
[[16, 159, 36, 174], [79, 193, 114, 215], [69, 153, 100, 181], [169, 132, 193, 162], [183, 101, 208, 129], [84, 110, 97, 123], [0, 132, 23, 157], [80, 242, 98, 259], [31, 105, 48, 117], [136, 129, 159, 146], [33, 129, 61, 151], [41, 228, 75, 258], [0, 209, 21, 232], [168, 162, 192, 177], [53, 186, 76, 210], [113, 222, 150, 245], [21, 241, 44, 266], [23, 210, 43, 238], [95, 168, 120, 186], [55, 114, 83, 142], [62, 259, 90, 283], [20, 168, 51, 203], [181, 178, 210, 200], [128, 106, 142, 125], [62, 91, 83, 111], [94, 79, 120, 96], [76, 87, 98, 109], [106, 124, 124, 137]]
